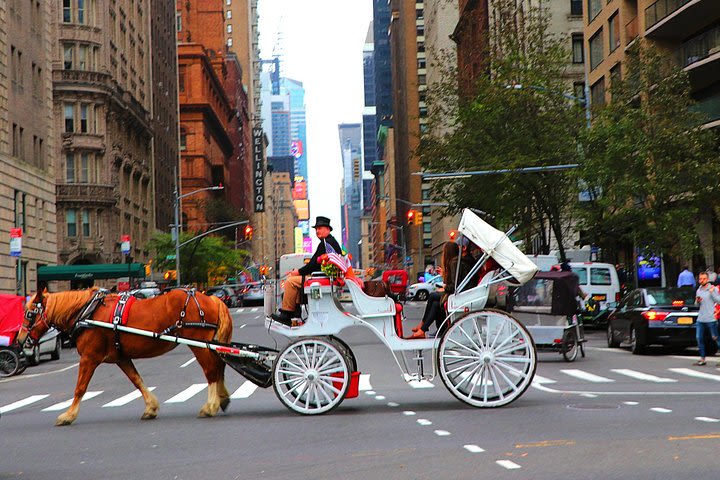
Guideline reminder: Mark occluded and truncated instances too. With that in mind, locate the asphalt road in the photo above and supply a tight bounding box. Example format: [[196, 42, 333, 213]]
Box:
[[2, 301, 720, 480]]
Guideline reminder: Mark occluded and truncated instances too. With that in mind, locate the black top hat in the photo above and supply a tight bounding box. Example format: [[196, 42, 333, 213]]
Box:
[[312, 216, 333, 231]]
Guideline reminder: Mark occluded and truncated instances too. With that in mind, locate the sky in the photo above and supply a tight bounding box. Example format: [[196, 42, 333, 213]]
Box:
[[258, 0, 373, 233]]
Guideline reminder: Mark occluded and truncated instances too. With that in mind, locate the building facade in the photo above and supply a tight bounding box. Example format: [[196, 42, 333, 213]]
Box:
[[0, 0, 57, 295], [339, 123, 363, 265], [54, 0, 154, 270]]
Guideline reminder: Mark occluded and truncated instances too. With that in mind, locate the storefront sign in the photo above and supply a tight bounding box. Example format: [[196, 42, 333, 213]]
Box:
[[253, 128, 265, 212]]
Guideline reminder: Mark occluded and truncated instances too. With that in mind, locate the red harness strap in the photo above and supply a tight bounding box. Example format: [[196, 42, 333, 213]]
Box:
[[109, 293, 136, 326]]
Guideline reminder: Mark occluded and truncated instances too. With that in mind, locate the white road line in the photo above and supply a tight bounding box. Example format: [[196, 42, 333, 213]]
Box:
[[496, 460, 522, 470], [623, 401, 639, 405], [670, 368, 720, 382], [561, 369, 614, 383], [230, 381, 258, 399], [695, 417, 720, 423], [403, 410, 416, 416], [235, 308, 245, 314], [580, 393, 598, 398], [358, 374, 372, 391], [180, 358, 196, 368], [387, 402, 399, 407], [417, 419, 432, 426], [532, 374, 557, 384], [251, 307, 259, 313], [0, 395, 49, 414], [365, 390, 376, 395], [650, 407, 672, 413], [611, 369, 677, 383], [42, 391, 103, 412], [464, 444, 485, 453], [254, 315, 261, 320], [403, 374, 434, 388], [375, 395, 386, 400], [165, 383, 208, 403], [238, 324, 247, 329], [102, 387, 157, 408], [434, 430, 451, 436]]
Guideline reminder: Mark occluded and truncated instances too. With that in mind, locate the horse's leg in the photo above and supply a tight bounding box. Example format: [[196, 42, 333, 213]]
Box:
[[56, 355, 100, 426], [217, 363, 231, 412], [117, 359, 159, 420], [190, 347, 226, 417]]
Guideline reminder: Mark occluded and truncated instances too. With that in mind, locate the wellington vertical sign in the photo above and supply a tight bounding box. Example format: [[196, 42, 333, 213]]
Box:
[[253, 127, 265, 212]]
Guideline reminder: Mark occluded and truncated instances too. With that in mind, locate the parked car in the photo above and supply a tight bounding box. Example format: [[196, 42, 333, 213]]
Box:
[[23, 328, 62, 366], [131, 287, 161, 299], [606, 287, 717, 355], [406, 274, 444, 301], [240, 281, 264, 305], [204, 286, 240, 307]]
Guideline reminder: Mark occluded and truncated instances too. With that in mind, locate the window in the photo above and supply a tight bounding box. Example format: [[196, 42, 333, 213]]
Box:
[[416, 25, 424, 37], [591, 77, 606, 106], [176, 12, 181, 31], [227, 24, 232, 33], [14, 190, 26, 229], [64, 44, 73, 69], [67, 209, 77, 237], [589, 28, 604, 70], [227, 38, 233, 47], [81, 210, 90, 236], [590, 268, 612, 285], [588, 0, 601, 21], [64, 103, 74, 132], [608, 13, 620, 52], [80, 153, 89, 182], [418, 58, 426, 70], [226, 0, 231, 4], [570, 0, 582, 16], [571, 34, 584, 63], [572, 267, 588, 284], [77, 0, 85, 24], [63, 0, 71, 22], [573, 81, 586, 102], [80, 104, 88, 132], [226, 10, 231, 19], [180, 130, 187, 150], [79, 44, 88, 69], [12, 123, 18, 157], [66, 154, 75, 182]]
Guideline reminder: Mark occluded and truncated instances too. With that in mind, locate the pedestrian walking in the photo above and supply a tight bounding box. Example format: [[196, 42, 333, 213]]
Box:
[[693, 271, 720, 367], [677, 265, 696, 288]]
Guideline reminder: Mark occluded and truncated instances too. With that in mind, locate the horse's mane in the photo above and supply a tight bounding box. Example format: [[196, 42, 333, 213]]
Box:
[[46, 288, 99, 330]]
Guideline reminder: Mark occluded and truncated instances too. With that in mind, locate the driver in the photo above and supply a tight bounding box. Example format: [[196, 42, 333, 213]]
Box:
[[271, 216, 342, 326]]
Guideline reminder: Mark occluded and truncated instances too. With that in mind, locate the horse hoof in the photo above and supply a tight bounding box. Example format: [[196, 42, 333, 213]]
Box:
[[141, 412, 158, 420], [55, 417, 74, 426], [220, 398, 230, 412]]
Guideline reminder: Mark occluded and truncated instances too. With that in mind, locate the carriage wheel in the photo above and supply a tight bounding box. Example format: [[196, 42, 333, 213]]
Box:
[[437, 309, 536, 408], [562, 330, 579, 362], [272, 337, 351, 415], [0, 349, 21, 377]]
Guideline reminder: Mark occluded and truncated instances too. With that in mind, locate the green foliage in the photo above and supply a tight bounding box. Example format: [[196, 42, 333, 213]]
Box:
[[146, 233, 249, 285], [578, 41, 720, 260]]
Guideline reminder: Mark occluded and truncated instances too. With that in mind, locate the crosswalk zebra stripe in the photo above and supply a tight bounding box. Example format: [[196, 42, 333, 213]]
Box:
[[251, 307, 259, 313], [669, 368, 720, 382], [165, 383, 207, 403], [230, 381, 258, 399], [42, 391, 103, 412], [102, 387, 157, 408], [496, 460, 522, 470], [358, 374, 372, 391], [464, 444, 485, 453], [403, 374, 434, 389], [695, 417, 720, 423], [611, 369, 677, 383], [0, 395, 49, 414], [560, 369, 614, 383], [532, 374, 557, 384], [180, 357, 196, 368], [650, 407, 672, 413]]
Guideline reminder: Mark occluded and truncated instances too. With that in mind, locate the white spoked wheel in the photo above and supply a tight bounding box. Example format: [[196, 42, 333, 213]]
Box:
[[437, 309, 536, 408], [272, 337, 351, 415]]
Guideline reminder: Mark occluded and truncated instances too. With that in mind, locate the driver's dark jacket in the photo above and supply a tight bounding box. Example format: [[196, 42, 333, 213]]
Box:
[[298, 234, 342, 276]]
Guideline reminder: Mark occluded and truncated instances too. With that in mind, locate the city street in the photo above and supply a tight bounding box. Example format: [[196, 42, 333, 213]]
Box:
[[2, 302, 720, 479]]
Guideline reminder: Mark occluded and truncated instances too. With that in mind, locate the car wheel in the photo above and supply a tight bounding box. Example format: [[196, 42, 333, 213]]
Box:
[[630, 326, 644, 355], [415, 290, 428, 301], [50, 337, 61, 360], [27, 345, 41, 366], [607, 323, 620, 348]]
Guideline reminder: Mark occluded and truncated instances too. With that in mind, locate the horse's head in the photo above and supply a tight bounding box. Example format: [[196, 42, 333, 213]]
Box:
[[18, 290, 49, 347]]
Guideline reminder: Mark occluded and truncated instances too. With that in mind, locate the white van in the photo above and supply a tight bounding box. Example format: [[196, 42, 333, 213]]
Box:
[[528, 254, 559, 272], [569, 262, 621, 310]]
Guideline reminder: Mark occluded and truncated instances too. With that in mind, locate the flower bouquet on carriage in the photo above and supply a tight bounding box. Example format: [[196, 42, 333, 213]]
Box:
[[318, 246, 356, 286]]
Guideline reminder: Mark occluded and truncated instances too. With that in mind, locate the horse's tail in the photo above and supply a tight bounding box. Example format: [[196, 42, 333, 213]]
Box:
[[209, 295, 233, 344]]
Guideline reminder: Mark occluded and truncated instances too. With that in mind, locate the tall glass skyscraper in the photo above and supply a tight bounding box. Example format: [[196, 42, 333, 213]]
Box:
[[339, 123, 363, 265], [373, 0, 393, 129]]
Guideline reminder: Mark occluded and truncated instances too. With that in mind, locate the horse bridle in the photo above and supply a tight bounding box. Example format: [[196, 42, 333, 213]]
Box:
[[22, 298, 49, 348]]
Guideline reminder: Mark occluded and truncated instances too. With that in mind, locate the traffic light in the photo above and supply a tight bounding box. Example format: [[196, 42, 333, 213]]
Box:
[[244, 225, 253, 240], [406, 210, 416, 226], [144, 260, 152, 277], [164, 270, 177, 280], [415, 211, 423, 226], [448, 230, 458, 241]]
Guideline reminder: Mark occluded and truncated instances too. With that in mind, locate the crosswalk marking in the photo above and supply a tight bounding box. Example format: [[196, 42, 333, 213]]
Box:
[[102, 387, 157, 408], [0, 395, 49, 414], [180, 357, 196, 368], [695, 417, 720, 423], [165, 383, 207, 403], [669, 368, 720, 382], [611, 369, 677, 383], [650, 407, 672, 413], [251, 307, 259, 313], [42, 391, 103, 412], [560, 369, 614, 383], [532, 374, 556, 384], [359, 374, 372, 391], [403, 374, 434, 389], [230, 381, 258, 399], [496, 460, 522, 470], [464, 444, 485, 453]]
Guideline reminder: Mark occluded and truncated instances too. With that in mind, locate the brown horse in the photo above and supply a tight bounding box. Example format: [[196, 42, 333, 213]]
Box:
[[17, 288, 233, 426]]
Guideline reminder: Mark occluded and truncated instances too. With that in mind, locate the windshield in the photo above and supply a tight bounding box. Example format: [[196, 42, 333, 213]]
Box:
[[645, 287, 696, 306]]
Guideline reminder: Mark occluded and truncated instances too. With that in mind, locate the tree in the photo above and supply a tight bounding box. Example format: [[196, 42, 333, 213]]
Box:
[[578, 41, 720, 263], [146, 233, 249, 285], [418, 0, 585, 258]]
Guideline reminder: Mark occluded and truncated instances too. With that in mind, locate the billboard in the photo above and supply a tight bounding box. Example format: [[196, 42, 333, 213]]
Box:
[[303, 237, 313, 253], [294, 199, 309, 220], [298, 220, 310, 235], [252, 128, 265, 212], [292, 181, 307, 200], [290, 140, 303, 159], [294, 227, 304, 254]]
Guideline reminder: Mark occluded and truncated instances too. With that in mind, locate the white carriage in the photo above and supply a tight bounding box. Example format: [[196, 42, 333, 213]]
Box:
[[262, 209, 540, 415]]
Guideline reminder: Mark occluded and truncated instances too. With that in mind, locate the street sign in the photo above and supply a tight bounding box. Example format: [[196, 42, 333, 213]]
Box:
[[121, 235, 131, 255], [9, 228, 22, 257], [166, 254, 176, 260]]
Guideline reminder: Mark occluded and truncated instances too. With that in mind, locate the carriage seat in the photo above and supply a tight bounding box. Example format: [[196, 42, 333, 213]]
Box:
[[344, 277, 396, 318]]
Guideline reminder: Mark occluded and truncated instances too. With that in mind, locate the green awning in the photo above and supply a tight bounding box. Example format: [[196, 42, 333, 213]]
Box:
[[38, 263, 145, 281]]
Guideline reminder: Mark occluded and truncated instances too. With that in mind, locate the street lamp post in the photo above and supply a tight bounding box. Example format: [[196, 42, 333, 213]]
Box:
[[173, 184, 224, 286]]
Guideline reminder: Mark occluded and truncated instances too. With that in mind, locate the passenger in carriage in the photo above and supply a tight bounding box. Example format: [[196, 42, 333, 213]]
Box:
[[270, 216, 342, 326], [407, 237, 481, 339]]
